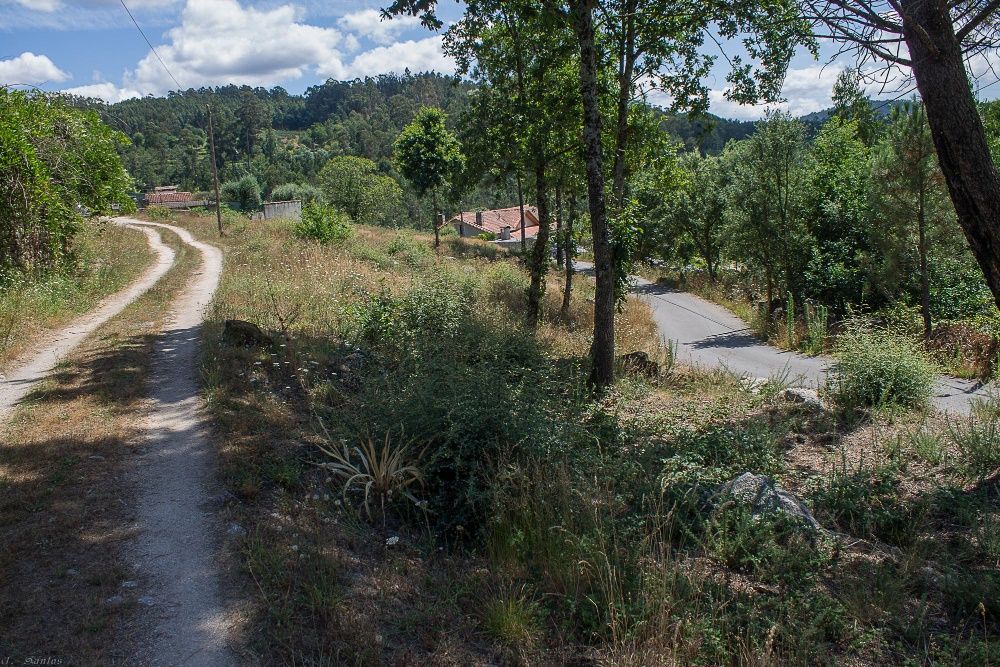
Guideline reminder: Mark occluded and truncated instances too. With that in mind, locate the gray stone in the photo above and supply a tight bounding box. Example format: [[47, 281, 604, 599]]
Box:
[[227, 522, 247, 538], [104, 595, 125, 607], [716, 472, 823, 531], [138, 595, 156, 606], [121, 580, 138, 589], [782, 387, 823, 409]]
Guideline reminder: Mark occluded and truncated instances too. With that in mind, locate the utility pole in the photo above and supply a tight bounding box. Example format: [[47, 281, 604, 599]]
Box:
[[207, 104, 223, 237]]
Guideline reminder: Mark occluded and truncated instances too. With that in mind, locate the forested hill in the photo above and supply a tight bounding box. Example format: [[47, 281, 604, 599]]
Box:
[[67, 73, 759, 196]]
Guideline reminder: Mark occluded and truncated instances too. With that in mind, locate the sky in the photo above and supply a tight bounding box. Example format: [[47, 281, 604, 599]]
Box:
[[0, 0, 994, 119]]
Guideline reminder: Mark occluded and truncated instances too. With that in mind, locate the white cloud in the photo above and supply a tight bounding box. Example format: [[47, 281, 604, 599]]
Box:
[[126, 0, 350, 93], [0, 51, 70, 85], [336, 35, 455, 79], [13, 0, 58, 10], [703, 64, 846, 120], [8, 0, 174, 11], [61, 81, 143, 102], [338, 8, 420, 46]]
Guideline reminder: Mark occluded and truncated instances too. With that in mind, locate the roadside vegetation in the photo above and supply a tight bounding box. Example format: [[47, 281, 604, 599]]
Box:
[[128, 207, 997, 665], [0, 89, 141, 367]]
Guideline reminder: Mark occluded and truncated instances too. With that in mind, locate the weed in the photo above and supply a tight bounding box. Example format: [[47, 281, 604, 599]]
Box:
[[478, 583, 543, 647], [828, 324, 936, 411], [947, 398, 1000, 480], [909, 427, 946, 466], [315, 428, 424, 521]]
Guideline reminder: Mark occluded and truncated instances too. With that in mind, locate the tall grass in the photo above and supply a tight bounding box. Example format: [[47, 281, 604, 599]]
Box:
[[0, 221, 150, 363]]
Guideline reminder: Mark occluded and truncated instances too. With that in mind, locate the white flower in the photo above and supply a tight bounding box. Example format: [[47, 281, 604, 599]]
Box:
[[385, 536, 399, 547]]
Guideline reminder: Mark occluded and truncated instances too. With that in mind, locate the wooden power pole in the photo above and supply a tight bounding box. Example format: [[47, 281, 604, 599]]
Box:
[[207, 105, 223, 236]]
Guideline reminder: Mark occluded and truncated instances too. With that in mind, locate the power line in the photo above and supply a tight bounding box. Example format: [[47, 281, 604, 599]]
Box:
[[119, 0, 183, 92]]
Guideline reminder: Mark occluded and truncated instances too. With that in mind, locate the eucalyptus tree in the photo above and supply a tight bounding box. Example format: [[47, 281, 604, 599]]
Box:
[[805, 0, 1000, 310]]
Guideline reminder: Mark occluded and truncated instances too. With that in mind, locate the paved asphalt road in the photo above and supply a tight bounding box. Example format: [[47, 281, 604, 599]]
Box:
[[575, 261, 992, 414]]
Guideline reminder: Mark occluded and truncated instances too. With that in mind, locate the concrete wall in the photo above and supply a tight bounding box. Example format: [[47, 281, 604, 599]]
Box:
[[263, 200, 302, 221]]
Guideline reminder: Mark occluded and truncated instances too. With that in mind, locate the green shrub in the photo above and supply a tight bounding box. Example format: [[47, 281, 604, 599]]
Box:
[[294, 202, 354, 244], [809, 461, 924, 546], [144, 204, 173, 220], [829, 325, 935, 411], [221, 174, 262, 212], [270, 182, 323, 204]]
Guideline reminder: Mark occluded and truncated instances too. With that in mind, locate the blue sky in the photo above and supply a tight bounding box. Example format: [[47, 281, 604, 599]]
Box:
[[1, 0, 991, 119]]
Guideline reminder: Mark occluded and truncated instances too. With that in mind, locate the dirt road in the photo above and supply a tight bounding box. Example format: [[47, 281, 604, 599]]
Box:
[[0, 223, 175, 418], [117, 219, 234, 666]]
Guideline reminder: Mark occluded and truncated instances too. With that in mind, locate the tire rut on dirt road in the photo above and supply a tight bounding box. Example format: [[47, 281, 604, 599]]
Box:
[[0, 223, 175, 419], [117, 219, 235, 666]]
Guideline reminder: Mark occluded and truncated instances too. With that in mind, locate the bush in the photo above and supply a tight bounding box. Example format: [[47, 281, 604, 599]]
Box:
[[270, 182, 323, 204], [829, 325, 936, 411], [220, 174, 262, 212], [294, 202, 354, 244]]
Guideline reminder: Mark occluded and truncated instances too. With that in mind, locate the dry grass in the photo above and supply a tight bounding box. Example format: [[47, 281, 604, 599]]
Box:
[[0, 220, 152, 370], [0, 228, 200, 664]]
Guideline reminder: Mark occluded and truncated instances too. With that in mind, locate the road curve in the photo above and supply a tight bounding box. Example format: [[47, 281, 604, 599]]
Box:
[[117, 219, 235, 666], [575, 261, 991, 414], [0, 223, 175, 418]]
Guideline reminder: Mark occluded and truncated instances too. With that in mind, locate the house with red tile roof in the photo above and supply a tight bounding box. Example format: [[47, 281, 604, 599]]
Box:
[[448, 206, 542, 242]]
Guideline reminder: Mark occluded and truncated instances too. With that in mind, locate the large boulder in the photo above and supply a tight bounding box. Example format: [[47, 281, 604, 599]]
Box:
[[715, 472, 823, 531]]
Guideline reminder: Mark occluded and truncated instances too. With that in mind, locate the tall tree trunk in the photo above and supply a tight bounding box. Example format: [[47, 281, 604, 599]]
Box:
[[572, 0, 614, 388], [903, 0, 1000, 309], [432, 187, 440, 249], [527, 159, 551, 328], [555, 183, 564, 268], [516, 173, 527, 252], [918, 193, 932, 339], [562, 186, 577, 317], [610, 0, 637, 210]]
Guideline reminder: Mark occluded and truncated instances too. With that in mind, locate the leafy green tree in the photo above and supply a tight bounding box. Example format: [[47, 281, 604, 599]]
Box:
[[317, 155, 403, 226], [800, 118, 874, 311], [725, 112, 811, 308], [0, 89, 134, 274], [220, 174, 262, 212], [393, 107, 464, 247], [659, 152, 728, 281]]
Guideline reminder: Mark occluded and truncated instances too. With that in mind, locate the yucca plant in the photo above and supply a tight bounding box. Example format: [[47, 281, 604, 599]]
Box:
[[315, 426, 424, 521]]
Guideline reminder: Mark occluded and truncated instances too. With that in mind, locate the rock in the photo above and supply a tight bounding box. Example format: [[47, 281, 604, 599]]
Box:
[[782, 387, 823, 410], [137, 595, 156, 606], [65, 568, 79, 577], [222, 320, 273, 348], [104, 595, 125, 607], [227, 522, 247, 538], [716, 472, 823, 531], [745, 377, 770, 394], [620, 351, 659, 377], [121, 580, 138, 589]]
